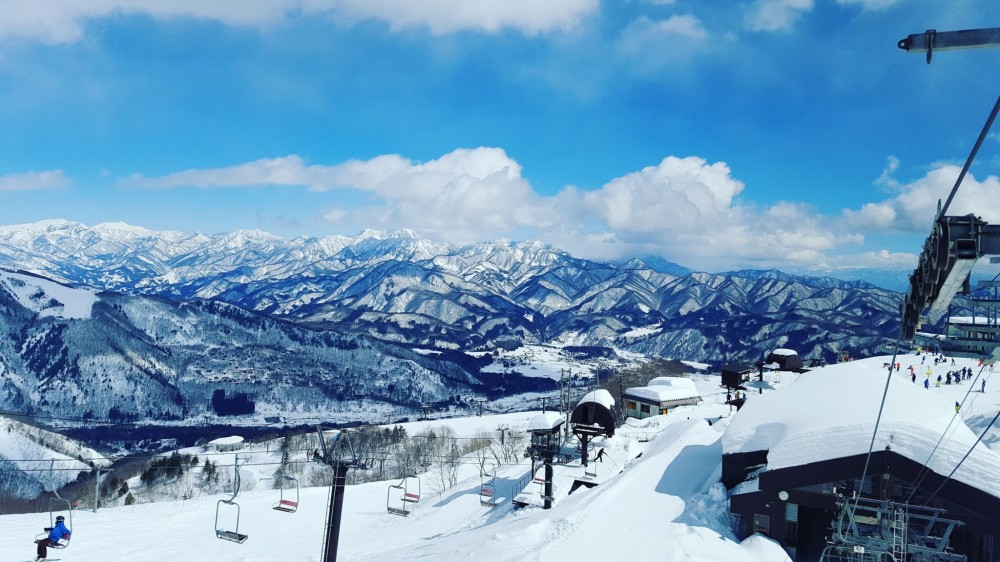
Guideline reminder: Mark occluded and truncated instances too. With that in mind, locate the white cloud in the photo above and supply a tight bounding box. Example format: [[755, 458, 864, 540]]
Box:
[[745, 0, 814, 32], [124, 148, 548, 244], [844, 164, 1000, 232], [0, 1, 294, 43], [843, 202, 897, 230], [563, 156, 854, 268], [875, 155, 901, 189], [835, 0, 901, 10], [123, 150, 871, 270], [0, 0, 596, 43], [0, 170, 70, 191], [615, 15, 713, 77], [305, 0, 598, 35]]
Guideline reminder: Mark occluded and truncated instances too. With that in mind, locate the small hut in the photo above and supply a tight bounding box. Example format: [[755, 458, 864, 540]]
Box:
[[764, 348, 803, 371], [570, 389, 624, 438], [624, 377, 701, 419], [722, 363, 754, 389]]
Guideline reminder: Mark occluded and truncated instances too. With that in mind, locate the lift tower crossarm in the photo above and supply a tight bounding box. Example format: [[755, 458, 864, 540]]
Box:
[[899, 28, 1000, 63]]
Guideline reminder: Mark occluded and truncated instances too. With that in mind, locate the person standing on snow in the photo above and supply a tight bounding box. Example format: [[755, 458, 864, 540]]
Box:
[[983, 379, 987, 393], [924, 378, 929, 389], [34, 514, 70, 561]]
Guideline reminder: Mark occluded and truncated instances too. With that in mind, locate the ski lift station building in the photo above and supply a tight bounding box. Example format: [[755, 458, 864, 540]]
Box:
[[722, 360, 1000, 562], [763, 348, 804, 371], [624, 376, 701, 419]]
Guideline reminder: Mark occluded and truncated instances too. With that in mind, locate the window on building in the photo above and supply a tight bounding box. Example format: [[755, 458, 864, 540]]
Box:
[[627, 401, 636, 410], [639, 404, 650, 414], [753, 514, 770, 534]]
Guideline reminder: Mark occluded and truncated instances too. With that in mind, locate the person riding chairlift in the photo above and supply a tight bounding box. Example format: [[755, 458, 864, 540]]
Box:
[[34, 515, 70, 561]]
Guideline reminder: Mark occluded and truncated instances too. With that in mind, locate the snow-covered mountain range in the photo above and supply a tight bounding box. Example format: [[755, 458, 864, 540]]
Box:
[[0, 220, 903, 362], [0, 268, 557, 426]]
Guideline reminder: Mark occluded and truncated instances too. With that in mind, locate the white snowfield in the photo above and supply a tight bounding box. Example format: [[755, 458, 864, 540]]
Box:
[[723, 355, 1000, 499], [0, 269, 97, 319], [3, 353, 994, 561], [0, 376, 791, 562]]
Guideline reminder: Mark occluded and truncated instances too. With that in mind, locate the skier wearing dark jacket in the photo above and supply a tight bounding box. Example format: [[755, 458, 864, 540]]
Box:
[[34, 516, 70, 561]]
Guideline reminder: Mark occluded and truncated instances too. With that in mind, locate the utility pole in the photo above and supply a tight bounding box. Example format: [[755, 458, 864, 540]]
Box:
[[539, 396, 549, 413]]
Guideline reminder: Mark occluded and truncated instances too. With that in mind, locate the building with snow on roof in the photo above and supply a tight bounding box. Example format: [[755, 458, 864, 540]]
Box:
[[915, 280, 1000, 362], [624, 376, 701, 419], [763, 348, 804, 371], [208, 435, 245, 452], [722, 359, 1000, 562]]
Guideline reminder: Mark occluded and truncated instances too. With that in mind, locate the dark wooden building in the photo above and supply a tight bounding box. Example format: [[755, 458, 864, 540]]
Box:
[[724, 449, 1000, 562], [763, 348, 804, 371], [722, 363, 754, 389], [722, 362, 1000, 562]]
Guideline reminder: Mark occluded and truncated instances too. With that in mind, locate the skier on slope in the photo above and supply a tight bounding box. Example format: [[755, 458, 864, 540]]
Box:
[[34, 515, 70, 561]]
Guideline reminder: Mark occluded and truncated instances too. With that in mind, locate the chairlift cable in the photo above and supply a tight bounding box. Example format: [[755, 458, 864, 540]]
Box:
[[850, 339, 904, 518], [903, 364, 988, 503], [923, 406, 1000, 506], [937, 92, 1000, 219]]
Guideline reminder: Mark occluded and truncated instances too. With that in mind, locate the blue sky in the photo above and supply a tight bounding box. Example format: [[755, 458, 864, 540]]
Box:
[[1, 0, 999, 274]]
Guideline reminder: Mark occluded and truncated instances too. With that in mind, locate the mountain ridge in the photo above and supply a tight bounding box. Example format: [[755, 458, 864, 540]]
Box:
[[0, 220, 903, 364]]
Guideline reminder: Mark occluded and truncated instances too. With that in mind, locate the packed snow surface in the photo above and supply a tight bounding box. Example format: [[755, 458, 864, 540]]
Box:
[[0, 269, 97, 319], [723, 354, 1000, 499], [0, 376, 792, 562]]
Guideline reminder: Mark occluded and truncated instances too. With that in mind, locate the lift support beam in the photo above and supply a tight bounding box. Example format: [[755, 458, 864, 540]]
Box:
[[899, 28, 1000, 62]]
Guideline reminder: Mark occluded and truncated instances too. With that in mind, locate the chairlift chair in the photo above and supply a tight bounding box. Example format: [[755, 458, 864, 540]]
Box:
[[387, 480, 410, 516], [480, 467, 497, 508], [38, 496, 74, 550], [272, 472, 300, 513], [215, 455, 249, 543], [38, 460, 73, 550], [402, 476, 421, 503]]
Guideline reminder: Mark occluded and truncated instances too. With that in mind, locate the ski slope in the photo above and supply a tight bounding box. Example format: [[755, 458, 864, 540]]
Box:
[[0, 374, 791, 562], [3, 352, 995, 562]]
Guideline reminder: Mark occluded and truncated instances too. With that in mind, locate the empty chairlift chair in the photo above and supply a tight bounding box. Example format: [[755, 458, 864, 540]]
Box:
[[387, 476, 421, 516], [272, 472, 299, 513], [480, 467, 497, 508], [215, 455, 249, 543]]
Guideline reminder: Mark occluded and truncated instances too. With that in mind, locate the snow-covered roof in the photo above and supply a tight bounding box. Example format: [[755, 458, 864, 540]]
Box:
[[527, 412, 564, 431], [208, 435, 244, 445], [626, 382, 700, 403], [648, 376, 697, 391], [770, 348, 797, 356], [576, 389, 616, 410], [723, 359, 1000, 499]]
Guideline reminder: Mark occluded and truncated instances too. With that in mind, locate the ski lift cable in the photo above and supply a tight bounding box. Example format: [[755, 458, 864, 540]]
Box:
[[850, 339, 904, 518], [922, 405, 1000, 506], [903, 363, 989, 503], [937, 92, 1000, 220]]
